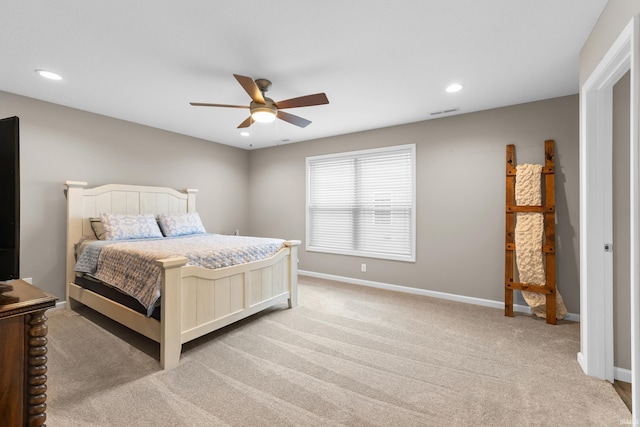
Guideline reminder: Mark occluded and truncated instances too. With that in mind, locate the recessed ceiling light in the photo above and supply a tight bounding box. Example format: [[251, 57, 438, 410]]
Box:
[[35, 69, 62, 80], [240, 131, 250, 137], [446, 83, 463, 93]]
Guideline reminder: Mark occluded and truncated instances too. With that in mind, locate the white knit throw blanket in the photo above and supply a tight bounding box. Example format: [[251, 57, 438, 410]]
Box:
[[515, 164, 567, 320]]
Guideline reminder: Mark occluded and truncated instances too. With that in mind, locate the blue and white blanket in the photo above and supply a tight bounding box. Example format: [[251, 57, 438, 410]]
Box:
[[74, 234, 285, 316]]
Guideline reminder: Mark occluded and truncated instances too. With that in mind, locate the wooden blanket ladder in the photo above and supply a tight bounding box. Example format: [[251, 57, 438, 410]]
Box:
[[504, 140, 557, 325]]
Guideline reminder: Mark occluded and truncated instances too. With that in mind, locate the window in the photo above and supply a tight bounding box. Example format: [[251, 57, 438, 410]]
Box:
[[306, 144, 416, 262]]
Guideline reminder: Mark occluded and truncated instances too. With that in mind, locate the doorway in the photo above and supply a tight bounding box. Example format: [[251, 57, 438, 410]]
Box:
[[579, 15, 639, 417]]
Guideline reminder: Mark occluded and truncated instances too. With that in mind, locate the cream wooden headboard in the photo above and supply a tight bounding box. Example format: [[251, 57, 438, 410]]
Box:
[[64, 181, 198, 287]]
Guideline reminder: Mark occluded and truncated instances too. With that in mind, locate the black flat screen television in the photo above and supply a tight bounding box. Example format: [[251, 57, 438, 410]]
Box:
[[0, 116, 19, 281]]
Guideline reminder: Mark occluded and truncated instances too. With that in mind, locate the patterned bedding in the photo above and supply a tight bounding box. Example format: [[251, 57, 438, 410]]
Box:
[[74, 234, 285, 316]]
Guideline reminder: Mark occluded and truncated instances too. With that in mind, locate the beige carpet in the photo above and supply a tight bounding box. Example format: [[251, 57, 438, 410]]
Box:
[[45, 276, 630, 426]]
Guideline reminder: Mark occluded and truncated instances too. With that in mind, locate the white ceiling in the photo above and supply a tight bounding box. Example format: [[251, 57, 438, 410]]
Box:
[[0, 1, 607, 150]]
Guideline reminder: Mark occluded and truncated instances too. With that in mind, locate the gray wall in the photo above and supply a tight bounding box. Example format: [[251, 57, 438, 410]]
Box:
[[249, 95, 581, 314], [0, 90, 581, 314], [0, 90, 250, 300]]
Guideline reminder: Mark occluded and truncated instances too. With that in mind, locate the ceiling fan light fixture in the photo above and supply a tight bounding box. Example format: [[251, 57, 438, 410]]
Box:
[[251, 106, 277, 123]]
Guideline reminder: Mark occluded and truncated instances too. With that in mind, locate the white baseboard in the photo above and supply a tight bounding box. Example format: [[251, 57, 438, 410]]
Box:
[[298, 270, 580, 322], [48, 300, 67, 312], [577, 352, 587, 374], [615, 366, 632, 383], [576, 354, 632, 384]]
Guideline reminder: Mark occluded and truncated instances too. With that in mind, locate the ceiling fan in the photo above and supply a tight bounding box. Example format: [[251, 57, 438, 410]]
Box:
[[190, 74, 329, 129]]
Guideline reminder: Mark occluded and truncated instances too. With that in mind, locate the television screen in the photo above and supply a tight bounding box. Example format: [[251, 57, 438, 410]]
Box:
[[0, 116, 19, 280]]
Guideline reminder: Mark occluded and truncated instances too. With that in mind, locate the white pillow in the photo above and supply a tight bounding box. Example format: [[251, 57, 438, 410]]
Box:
[[158, 212, 206, 237], [100, 213, 163, 240]]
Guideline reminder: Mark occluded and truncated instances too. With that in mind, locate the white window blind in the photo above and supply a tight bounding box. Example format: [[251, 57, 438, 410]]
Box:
[[306, 144, 416, 262]]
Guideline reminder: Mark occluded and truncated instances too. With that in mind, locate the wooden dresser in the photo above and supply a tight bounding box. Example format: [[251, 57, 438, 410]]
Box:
[[0, 280, 56, 427]]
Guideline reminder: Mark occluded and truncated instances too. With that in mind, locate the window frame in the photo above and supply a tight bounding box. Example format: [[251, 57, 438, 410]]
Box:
[[305, 143, 416, 262]]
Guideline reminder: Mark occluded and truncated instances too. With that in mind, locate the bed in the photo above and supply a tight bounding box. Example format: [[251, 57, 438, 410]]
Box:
[[64, 181, 300, 369]]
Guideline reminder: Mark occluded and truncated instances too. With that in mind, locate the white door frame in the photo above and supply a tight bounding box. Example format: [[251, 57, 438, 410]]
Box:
[[579, 15, 639, 417]]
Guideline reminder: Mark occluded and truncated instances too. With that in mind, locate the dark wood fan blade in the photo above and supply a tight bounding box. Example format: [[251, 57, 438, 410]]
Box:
[[237, 116, 253, 128], [277, 111, 311, 128], [190, 102, 248, 109], [275, 93, 329, 109], [233, 74, 265, 104]]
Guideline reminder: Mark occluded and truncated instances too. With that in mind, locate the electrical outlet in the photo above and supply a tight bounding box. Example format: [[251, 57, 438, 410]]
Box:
[[361, 263, 366, 272]]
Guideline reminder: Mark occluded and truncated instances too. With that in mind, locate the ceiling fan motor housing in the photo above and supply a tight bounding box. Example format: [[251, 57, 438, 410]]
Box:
[[254, 78, 272, 93]]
